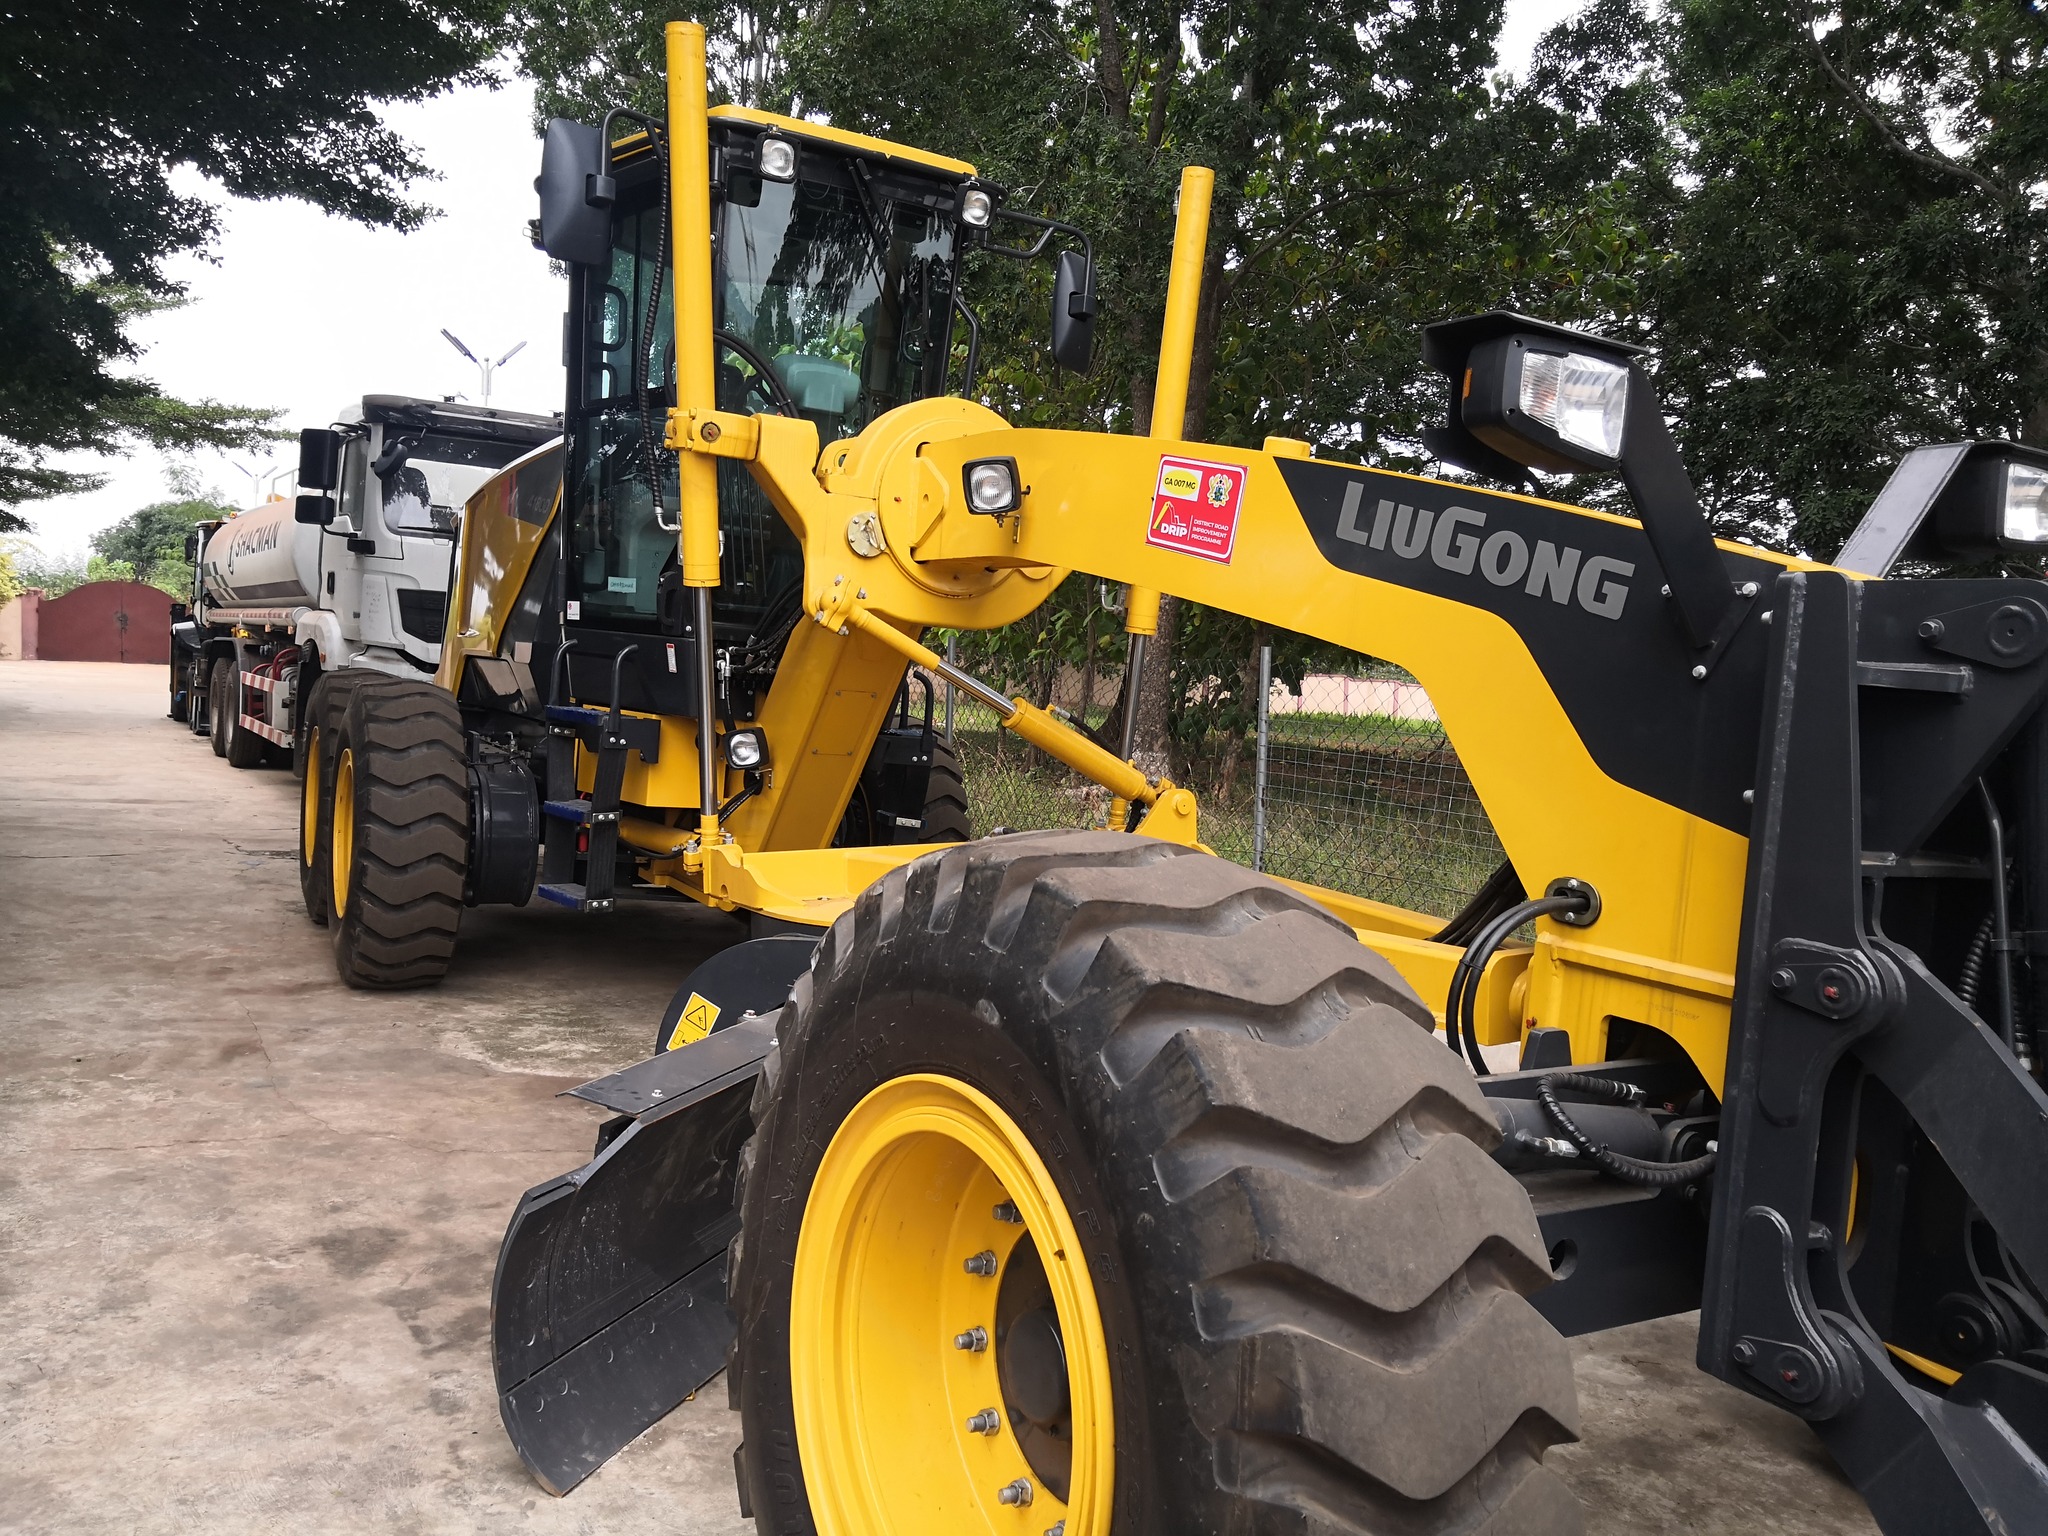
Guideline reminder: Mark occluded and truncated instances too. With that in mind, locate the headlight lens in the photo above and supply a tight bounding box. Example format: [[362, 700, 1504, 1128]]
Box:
[[758, 138, 796, 182], [725, 728, 767, 770], [1519, 350, 1630, 461], [960, 188, 992, 227], [966, 459, 1018, 515], [2003, 461, 2048, 544]]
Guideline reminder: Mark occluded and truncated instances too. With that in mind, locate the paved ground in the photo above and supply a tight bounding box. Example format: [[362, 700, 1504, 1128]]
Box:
[[0, 662, 1881, 1535]]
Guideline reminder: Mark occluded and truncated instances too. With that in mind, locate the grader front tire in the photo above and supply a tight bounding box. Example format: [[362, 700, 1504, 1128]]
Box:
[[729, 830, 1581, 1535], [325, 680, 469, 988]]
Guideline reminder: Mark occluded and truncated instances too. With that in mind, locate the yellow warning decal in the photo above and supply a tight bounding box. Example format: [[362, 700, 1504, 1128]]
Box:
[[665, 993, 721, 1051]]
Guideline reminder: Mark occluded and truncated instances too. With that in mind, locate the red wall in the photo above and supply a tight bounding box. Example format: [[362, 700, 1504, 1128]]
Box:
[[35, 581, 172, 664]]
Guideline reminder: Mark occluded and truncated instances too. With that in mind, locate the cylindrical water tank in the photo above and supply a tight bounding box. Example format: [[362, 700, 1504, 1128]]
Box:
[[200, 502, 322, 608]]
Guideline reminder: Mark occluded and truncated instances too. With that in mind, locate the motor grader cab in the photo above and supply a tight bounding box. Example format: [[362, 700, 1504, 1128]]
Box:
[[476, 24, 2048, 1535]]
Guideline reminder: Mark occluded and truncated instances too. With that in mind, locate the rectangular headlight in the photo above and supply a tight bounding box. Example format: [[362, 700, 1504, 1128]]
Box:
[[758, 137, 796, 182], [1518, 351, 1629, 461], [960, 188, 992, 227], [963, 457, 1021, 517], [2003, 461, 2048, 545]]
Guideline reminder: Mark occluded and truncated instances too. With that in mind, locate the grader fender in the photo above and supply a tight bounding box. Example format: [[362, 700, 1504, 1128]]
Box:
[[492, 1013, 773, 1495]]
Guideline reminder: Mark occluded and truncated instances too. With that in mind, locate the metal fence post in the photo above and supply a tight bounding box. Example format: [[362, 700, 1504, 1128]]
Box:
[[1253, 642, 1272, 872], [945, 635, 957, 743]]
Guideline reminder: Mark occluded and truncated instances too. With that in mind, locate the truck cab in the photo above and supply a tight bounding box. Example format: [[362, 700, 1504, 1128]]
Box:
[[173, 395, 560, 766]]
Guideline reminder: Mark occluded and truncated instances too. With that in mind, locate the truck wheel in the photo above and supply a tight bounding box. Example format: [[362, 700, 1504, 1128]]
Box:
[[326, 680, 469, 988], [920, 736, 971, 842], [207, 657, 233, 758], [729, 830, 1582, 1536], [168, 655, 189, 722]]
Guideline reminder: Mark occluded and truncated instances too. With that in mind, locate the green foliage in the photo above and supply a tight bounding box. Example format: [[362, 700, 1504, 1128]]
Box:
[[0, 544, 21, 603], [0, 1, 513, 530], [4, 543, 86, 599], [89, 489, 233, 595]]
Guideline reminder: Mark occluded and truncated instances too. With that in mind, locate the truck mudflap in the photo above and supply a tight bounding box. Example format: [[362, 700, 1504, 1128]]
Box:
[[491, 1014, 774, 1495]]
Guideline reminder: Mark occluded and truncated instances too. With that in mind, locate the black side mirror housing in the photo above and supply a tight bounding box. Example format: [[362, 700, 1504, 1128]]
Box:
[[536, 118, 613, 267], [295, 494, 335, 526], [372, 437, 412, 482], [298, 427, 341, 491], [182, 529, 202, 562], [1050, 249, 1097, 373]]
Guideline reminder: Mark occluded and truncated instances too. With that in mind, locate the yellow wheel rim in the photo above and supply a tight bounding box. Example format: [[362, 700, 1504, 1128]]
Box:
[[330, 745, 355, 918], [301, 725, 321, 870], [791, 1073, 1114, 1536]]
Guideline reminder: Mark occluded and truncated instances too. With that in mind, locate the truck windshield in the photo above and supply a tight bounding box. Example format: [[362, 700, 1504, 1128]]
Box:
[[565, 155, 960, 637]]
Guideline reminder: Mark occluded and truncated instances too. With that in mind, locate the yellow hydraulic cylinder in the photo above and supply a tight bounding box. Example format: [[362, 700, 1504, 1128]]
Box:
[[1111, 164, 1214, 826], [666, 21, 723, 852], [667, 21, 720, 589], [1149, 165, 1214, 444]]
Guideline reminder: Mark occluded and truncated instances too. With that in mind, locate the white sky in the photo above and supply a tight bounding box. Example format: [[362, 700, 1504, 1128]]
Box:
[[17, 0, 1588, 560]]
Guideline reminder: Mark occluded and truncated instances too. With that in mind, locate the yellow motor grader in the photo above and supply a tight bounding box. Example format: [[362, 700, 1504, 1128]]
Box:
[[303, 20, 2048, 1533]]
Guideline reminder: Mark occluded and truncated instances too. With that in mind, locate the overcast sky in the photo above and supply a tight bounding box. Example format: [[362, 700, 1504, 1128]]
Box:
[[17, 0, 1588, 560]]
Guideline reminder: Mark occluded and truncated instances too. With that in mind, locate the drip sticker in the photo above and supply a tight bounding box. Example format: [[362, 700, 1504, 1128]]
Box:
[[1147, 455, 1245, 563]]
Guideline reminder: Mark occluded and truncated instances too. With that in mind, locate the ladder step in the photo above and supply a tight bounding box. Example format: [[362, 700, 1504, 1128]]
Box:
[[536, 882, 616, 913], [543, 704, 607, 727], [542, 798, 593, 824]]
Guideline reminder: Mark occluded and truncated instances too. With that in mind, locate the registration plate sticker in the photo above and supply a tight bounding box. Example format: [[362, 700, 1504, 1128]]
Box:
[[1147, 455, 1245, 563]]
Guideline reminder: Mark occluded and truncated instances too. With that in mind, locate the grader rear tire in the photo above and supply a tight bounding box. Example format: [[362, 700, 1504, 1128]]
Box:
[[326, 679, 469, 988], [729, 830, 1581, 1536], [919, 736, 971, 842]]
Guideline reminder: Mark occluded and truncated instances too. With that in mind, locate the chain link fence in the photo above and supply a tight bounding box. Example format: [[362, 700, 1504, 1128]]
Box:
[[935, 642, 1503, 922]]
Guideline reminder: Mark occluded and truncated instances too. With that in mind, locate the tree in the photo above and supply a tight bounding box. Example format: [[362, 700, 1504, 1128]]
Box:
[[89, 474, 236, 596], [0, 0, 514, 531], [1521, 0, 2048, 558]]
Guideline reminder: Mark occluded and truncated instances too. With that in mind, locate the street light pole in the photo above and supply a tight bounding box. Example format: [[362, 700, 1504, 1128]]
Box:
[[441, 330, 527, 407]]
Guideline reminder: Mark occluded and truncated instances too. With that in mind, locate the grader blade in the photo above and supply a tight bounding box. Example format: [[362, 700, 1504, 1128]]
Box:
[[491, 1016, 772, 1494]]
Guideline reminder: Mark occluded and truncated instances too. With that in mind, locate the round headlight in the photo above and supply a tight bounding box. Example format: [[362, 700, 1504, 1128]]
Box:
[[968, 461, 1015, 513], [960, 188, 993, 227], [758, 138, 796, 182], [726, 729, 766, 769]]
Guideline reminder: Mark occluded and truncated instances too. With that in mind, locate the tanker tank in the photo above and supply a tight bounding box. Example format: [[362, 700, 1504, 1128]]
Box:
[[200, 500, 322, 610]]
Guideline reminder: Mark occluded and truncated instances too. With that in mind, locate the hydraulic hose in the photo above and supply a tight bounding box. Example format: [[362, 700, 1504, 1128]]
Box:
[[1538, 1072, 1717, 1187], [1445, 889, 1593, 1075], [637, 131, 673, 532]]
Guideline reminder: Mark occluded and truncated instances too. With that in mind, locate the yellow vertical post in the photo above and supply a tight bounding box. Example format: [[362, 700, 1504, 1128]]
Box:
[[1112, 165, 1214, 819], [665, 20, 724, 850], [666, 20, 719, 589]]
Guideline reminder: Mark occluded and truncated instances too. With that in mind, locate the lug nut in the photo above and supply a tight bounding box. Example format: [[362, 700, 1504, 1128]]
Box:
[[993, 1200, 1023, 1224], [966, 1408, 1001, 1436], [997, 1479, 1034, 1506], [964, 1249, 998, 1276], [954, 1326, 989, 1352]]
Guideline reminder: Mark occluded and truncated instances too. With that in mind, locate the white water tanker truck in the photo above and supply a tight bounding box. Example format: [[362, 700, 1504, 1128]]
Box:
[[169, 395, 559, 768]]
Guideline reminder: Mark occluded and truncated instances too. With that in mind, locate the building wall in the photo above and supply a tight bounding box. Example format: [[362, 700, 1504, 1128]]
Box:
[[0, 590, 39, 660]]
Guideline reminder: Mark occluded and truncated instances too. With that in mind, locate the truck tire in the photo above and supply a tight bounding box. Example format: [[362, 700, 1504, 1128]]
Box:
[[207, 657, 233, 758], [168, 655, 189, 722], [326, 679, 469, 988], [729, 830, 1582, 1536], [298, 672, 377, 925], [920, 735, 971, 842]]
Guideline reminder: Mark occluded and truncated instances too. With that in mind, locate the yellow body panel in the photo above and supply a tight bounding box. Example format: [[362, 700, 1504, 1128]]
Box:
[[435, 441, 563, 694]]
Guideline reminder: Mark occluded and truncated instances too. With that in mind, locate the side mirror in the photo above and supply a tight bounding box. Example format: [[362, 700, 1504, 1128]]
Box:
[[372, 437, 411, 481], [182, 529, 202, 562], [169, 602, 189, 623], [298, 427, 341, 491], [536, 118, 613, 267], [1050, 249, 1097, 373], [295, 494, 335, 526]]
